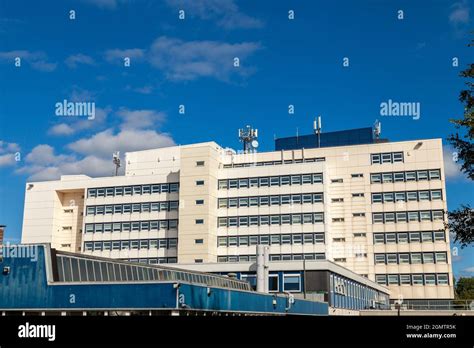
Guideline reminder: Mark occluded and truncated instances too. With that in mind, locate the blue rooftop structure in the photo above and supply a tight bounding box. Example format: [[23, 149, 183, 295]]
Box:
[[0, 244, 328, 316], [275, 127, 375, 151]]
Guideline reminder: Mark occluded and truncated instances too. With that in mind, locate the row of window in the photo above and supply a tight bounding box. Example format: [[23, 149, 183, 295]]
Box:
[[223, 157, 325, 169], [371, 190, 442, 203], [217, 233, 325, 247], [218, 213, 324, 227], [370, 152, 404, 164], [375, 273, 449, 286], [121, 257, 177, 264], [370, 169, 441, 184], [218, 173, 323, 190], [217, 253, 326, 263], [218, 193, 324, 208], [373, 231, 446, 244], [87, 183, 179, 198], [374, 252, 448, 265], [86, 201, 179, 215], [372, 210, 444, 224], [56, 255, 251, 291], [84, 219, 178, 233], [84, 238, 178, 251], [240, 273, 300, 292]]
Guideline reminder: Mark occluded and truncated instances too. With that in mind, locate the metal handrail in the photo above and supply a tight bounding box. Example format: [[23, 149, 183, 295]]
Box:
[[390, 299, 474, 311]]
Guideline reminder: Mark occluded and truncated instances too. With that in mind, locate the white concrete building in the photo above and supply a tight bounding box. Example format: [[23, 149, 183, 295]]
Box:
[[21, 127, 454, 301]]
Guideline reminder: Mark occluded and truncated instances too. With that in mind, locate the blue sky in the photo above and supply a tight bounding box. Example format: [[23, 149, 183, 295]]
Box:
[[0, 0, 472, 278]]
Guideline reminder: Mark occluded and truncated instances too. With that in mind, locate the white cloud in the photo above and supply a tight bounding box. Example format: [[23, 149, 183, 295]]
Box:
[[104, 48, 145, 64], [18, 108, 175, 181], [148, 36, 262, 81], [165, 0, 263, 29], [65, 54, 96, 68], [443, 145, 465, 180], [0, 141, 20, 167], [449, 1, 470, 25], [104, 36, 261, 82], [463, 266, 474, 273], [68, 128, 174, 158], [48, 106, 110, 136], [117, 108, 165, 130], [80, 0, 126, 9], [0, 50, 57, 72]]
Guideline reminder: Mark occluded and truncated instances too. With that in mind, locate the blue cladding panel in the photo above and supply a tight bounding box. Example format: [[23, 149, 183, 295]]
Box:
[[275, 128, 374, 151], [0, 246, 328, 315]]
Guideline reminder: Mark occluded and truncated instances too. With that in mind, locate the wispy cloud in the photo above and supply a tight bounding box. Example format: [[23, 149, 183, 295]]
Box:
[[0, 140, 20, 167], [443, 145, 469, 181], [80, 0, 129, 10], [463, 266, 474, 273], [65, 53, 96, 68], [104, 36, 262, 82], [165, 0, 263, 29], [449, 0, 470, 25], [0, 50, 57, 72], [18, 108, 174, 181]]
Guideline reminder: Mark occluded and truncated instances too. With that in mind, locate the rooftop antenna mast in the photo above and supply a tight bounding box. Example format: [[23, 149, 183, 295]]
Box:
[[313, 116, 322, 148], [373, 120, 382, 140], [113, 151, 121, 176], [238, 125, 259, 153]]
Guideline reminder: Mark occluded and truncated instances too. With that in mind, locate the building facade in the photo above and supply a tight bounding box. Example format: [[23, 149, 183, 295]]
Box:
[[21, 130, 454, 301]]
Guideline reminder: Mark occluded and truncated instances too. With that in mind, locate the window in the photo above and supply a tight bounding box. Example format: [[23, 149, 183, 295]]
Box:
[[332, 198, 343, 203], [281, 235, 291, 245], [407, 192, 418, 201], [218, 180, 228, 190], [292, 234, 303, 244], [387, 254, 398, 264], [382, 173, 393, 183], [392, 152, 403, 163], [372, 193, 383, 203], [423, 253, 435, 264], [270, 235, 281, 245], [435, 252, 447, 263], [196, 199, 204, 205], [375, 275, 387, 285], [283, 274, 301, 292], [249, 178, 259, 188], [432, 211, 444, 221], [394, 172, 405, 182], [239, 236, 249, 246], [418, 191, 430, 201], [352, 193, 364, 197], [412, 274, 423, 285], [420, 211, 431, 221], [291, 175, 301, 185], [260, 235, 269, 245], [398, 233, 408, 243], [106, 188, 114, 197], [281, 176, 290, 186], [396, 212, 407, 223], [249, 236, 259, 245], [431, 190, 442, 200], [151, 185, 160, 194], [417, 171, 428, 181], [217, 237, 227, 247], [313, 193, 323, 203], [437, 274, 449, 285], [408, 212, 419, 222], [353, 213, 365, 217], [270, 177, 280, 186], [374, 234, 385, 244], [424, 274, 436, 285], [381, 153, 392, 164], [304, 234, 314, 244], [195, 239, 204, 244], [375, 254, 385, 264], [269, 274, 279, 292], [228, 237, 237, 246], [434, 231, 445, 241], [399, 254, 410, 264], [373, 213, 384, 223], [351, 173, 363, 178], [331, 179, 343, 183], [409, 232, 420, 242], [387, 275, 399, 285], [238, 179, 248, 188], [302, 174, 312, 184], [313, 174, 323, 183], [196, 180, 205, 186], [411, 253, 422, 264], [421, 232, 433, 242], [370, 174, 381, 183], [429, 169, 441, 180], [371, 154, 381, 164], [385, 213, 395, 223], [87, 189, 96, 198], [395, 192, 406, 202], [168, 239, 177, 248], [400, 274, 411, 285], [196, 161, 205, 166], [405, 172, 416, 181], [259, 177, 269, 187]]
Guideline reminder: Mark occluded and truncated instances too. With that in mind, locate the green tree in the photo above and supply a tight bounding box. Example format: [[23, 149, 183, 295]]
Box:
[[446, 35, 474, 248], [455, 277, 474, 300]]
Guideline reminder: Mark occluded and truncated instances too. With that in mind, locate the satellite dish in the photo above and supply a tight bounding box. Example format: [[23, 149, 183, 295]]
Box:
[[251, 140, 259, 148]]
